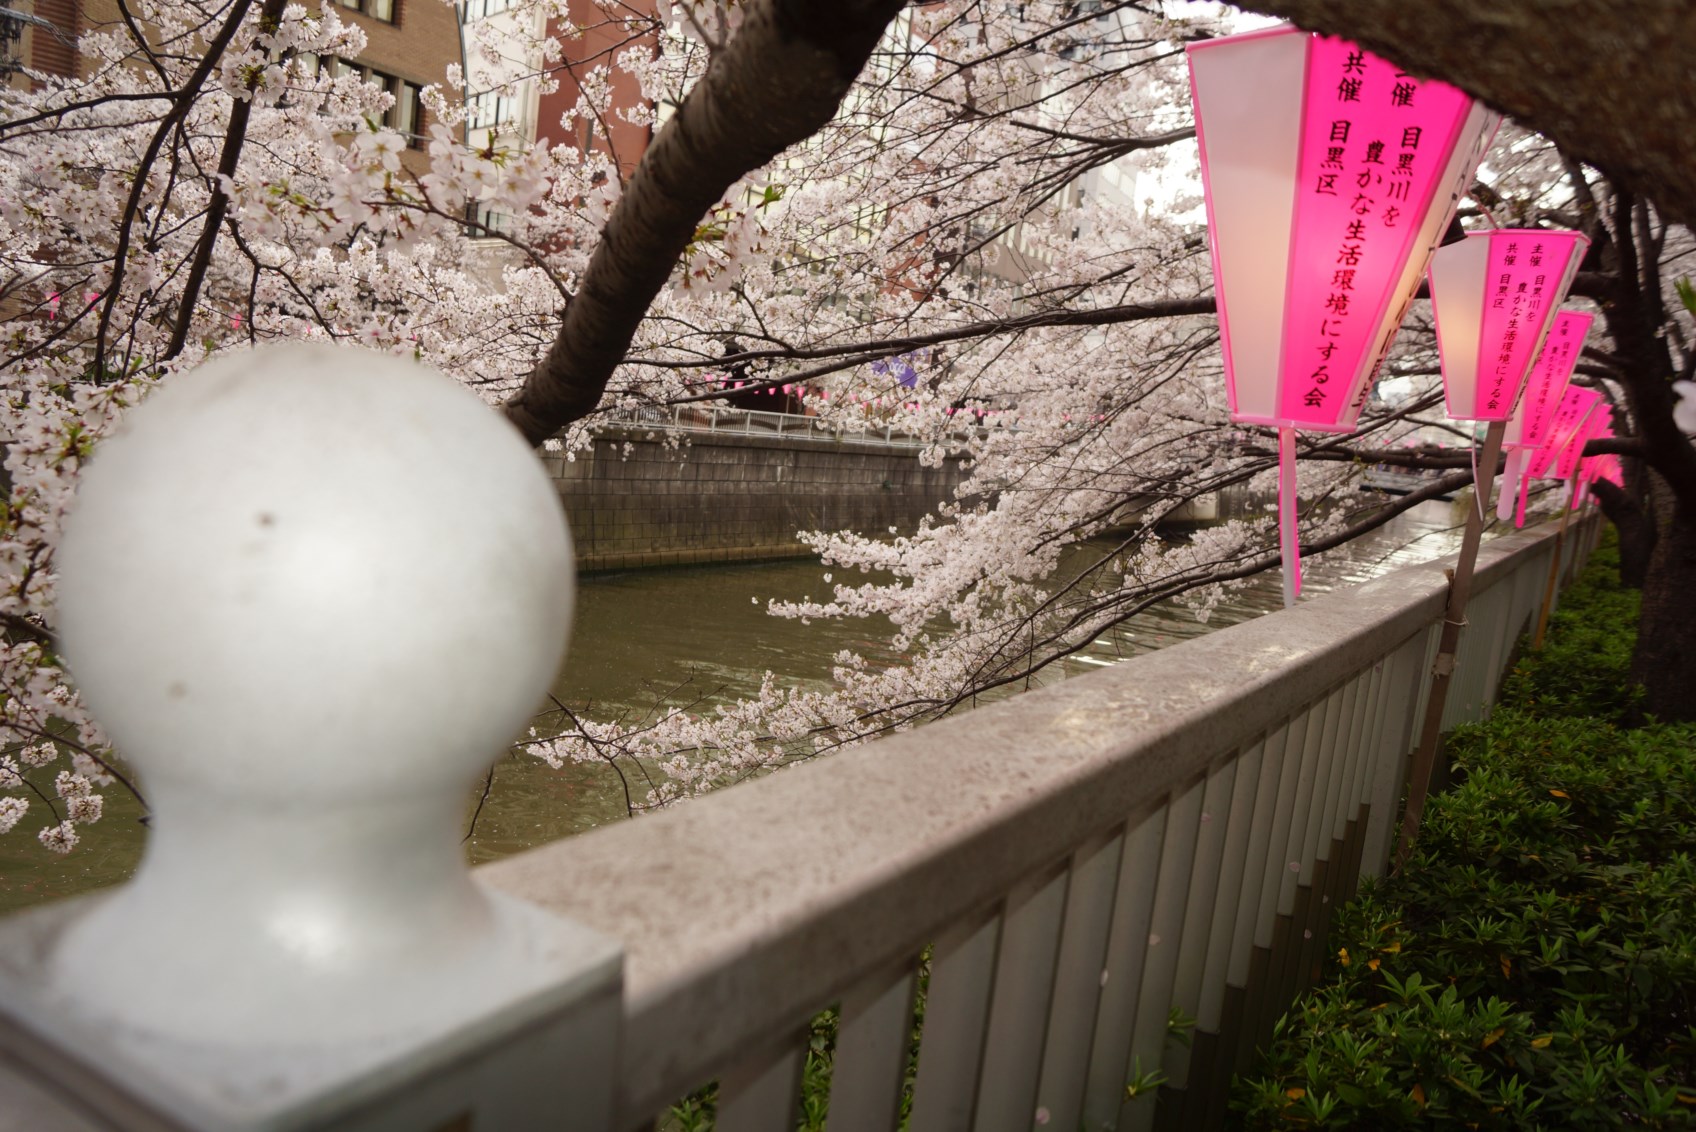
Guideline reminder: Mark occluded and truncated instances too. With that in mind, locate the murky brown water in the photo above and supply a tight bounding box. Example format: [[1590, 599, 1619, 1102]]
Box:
[[0, 497, 1472, 913]]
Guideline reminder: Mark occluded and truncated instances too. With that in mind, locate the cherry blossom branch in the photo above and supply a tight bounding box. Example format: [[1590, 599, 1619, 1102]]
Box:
[[0, 610, 55, 648], [7, 721, 148, 814], [0, 91, 175, 136], [501, 0, 912, 445], [644, 295, 1218, 403], [93, 0, 261, 378], [161, 0, 291, 364], [942, 469, 1477, 708]]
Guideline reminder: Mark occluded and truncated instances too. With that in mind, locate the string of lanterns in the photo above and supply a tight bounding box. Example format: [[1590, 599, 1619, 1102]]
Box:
[[1187, 24, 1598, 606]]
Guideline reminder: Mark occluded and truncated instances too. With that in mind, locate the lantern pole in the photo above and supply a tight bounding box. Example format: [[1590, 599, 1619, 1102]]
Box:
[[1496, 447, 1523, 522], [1279, 426, 1300, 608], [1532, 472, 1579, 648], [1394, 417, 1505, 870]]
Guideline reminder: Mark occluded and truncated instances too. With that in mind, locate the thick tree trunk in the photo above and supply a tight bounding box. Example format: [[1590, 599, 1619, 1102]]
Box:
[[1590, 476, 1656, 588], [1633, 483, 1696, 722], [1239, 1, 1696, 229]]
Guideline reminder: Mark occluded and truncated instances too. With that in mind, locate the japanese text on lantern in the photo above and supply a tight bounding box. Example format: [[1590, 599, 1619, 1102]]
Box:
[[1533, 386, 1600, 478], [1515, 312, 1590, 449], [1557, 407, 1601, 480], [1279, 38, 1471, 426], [1478, 240, 1549, 415]]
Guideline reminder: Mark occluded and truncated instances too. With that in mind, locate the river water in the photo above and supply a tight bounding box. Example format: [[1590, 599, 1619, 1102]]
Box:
[[0, 497, 1471, 913]]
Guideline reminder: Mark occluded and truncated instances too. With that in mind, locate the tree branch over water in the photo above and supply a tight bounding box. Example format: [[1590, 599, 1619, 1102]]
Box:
[[502, 0, 910, 445]]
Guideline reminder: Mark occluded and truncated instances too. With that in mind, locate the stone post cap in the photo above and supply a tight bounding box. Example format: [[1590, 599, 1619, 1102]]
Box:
[[46, 342, 581, 1047]]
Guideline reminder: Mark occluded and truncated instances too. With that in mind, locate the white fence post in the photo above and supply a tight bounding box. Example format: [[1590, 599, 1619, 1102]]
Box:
[[0, 344, 621, 1132]]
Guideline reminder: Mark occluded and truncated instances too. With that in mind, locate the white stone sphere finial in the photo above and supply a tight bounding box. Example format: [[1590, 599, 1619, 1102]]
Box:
[[49, 343, 575, 1046]]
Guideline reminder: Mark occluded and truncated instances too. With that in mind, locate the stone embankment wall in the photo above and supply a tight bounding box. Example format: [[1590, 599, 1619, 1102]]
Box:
[[542, 427, 970, 573]]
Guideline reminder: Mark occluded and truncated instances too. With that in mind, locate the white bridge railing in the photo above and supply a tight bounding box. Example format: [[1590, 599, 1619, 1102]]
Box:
[[0, 351, 1598, 1132]]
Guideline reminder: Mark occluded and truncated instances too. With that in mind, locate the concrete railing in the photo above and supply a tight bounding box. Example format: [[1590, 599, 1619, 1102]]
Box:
[[0, 347, 1601, 1131], [477, 514, 1596, 1131]]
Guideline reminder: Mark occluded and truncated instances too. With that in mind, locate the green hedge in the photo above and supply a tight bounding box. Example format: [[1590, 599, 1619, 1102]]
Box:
[[1232, 539, 1696, 1130]]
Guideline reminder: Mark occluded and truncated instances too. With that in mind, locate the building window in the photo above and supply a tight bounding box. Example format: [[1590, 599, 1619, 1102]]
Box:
[[1, 10, 27, 76], [459, 0, 510, 22], [336, 0, 396, 24], [311, 56, 426, 147], [465, 200, 512, 237], [467, 90, 515, 131], [369, 72, 423, 143]]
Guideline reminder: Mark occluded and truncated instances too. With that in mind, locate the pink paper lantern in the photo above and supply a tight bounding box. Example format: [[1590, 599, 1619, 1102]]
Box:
[[1189, 28, 1498, 433], [1513, 385, 1601, 525], [1532, 387, 1601, 480], [1584, 453, 1622, 489], [1188, 26, 1498, 603], [1570, 419, 1613, 510], [1428, 230, 1589, 422], [1497, 310, 1592, 520], [1555, 407, 1604, 481], [1505, 311, 1592, 448]]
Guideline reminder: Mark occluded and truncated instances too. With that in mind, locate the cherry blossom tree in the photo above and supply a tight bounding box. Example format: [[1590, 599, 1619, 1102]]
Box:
[[2, 0, 1691, 856], [1, 0, 613, 849], [507, 0, 1695, 741], [500, 0, 1694, 794]]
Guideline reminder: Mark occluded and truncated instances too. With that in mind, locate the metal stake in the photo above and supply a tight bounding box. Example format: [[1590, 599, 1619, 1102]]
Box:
[[1532, 475, 1577, 649], [1394, 419, 1504, 870]]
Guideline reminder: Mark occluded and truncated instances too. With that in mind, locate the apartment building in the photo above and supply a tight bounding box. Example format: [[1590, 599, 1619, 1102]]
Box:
[[2, 0, 106, 88], [533, 0, 653, 175], [455, 0, 655, 236], [3, 0, 460, 176], [319, 0, 462, 171]]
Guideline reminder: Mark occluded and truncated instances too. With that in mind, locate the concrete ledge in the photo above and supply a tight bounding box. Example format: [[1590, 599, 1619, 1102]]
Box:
[[575, 542, 816, 574]]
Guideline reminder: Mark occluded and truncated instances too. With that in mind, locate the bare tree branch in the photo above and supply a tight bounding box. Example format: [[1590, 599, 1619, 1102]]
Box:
[[161, 0, 292, 364]]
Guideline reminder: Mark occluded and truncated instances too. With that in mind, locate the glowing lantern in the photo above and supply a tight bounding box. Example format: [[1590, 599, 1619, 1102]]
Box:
[[1555, 404, 1605, 481], [1583, 452, 1623, 499], [1567, 417, 1613, 511], [1496, 311, 1593, 521], [1531, 386, 1601, 479], [1187, 26, 1499, 604], [1514, 385, 1602, 523], [1428, 230, 1588, 419]]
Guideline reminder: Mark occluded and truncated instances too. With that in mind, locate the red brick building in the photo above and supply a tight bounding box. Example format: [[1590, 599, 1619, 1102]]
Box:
[[5, 0, 461, 169], [534, 0, 655, 177]]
